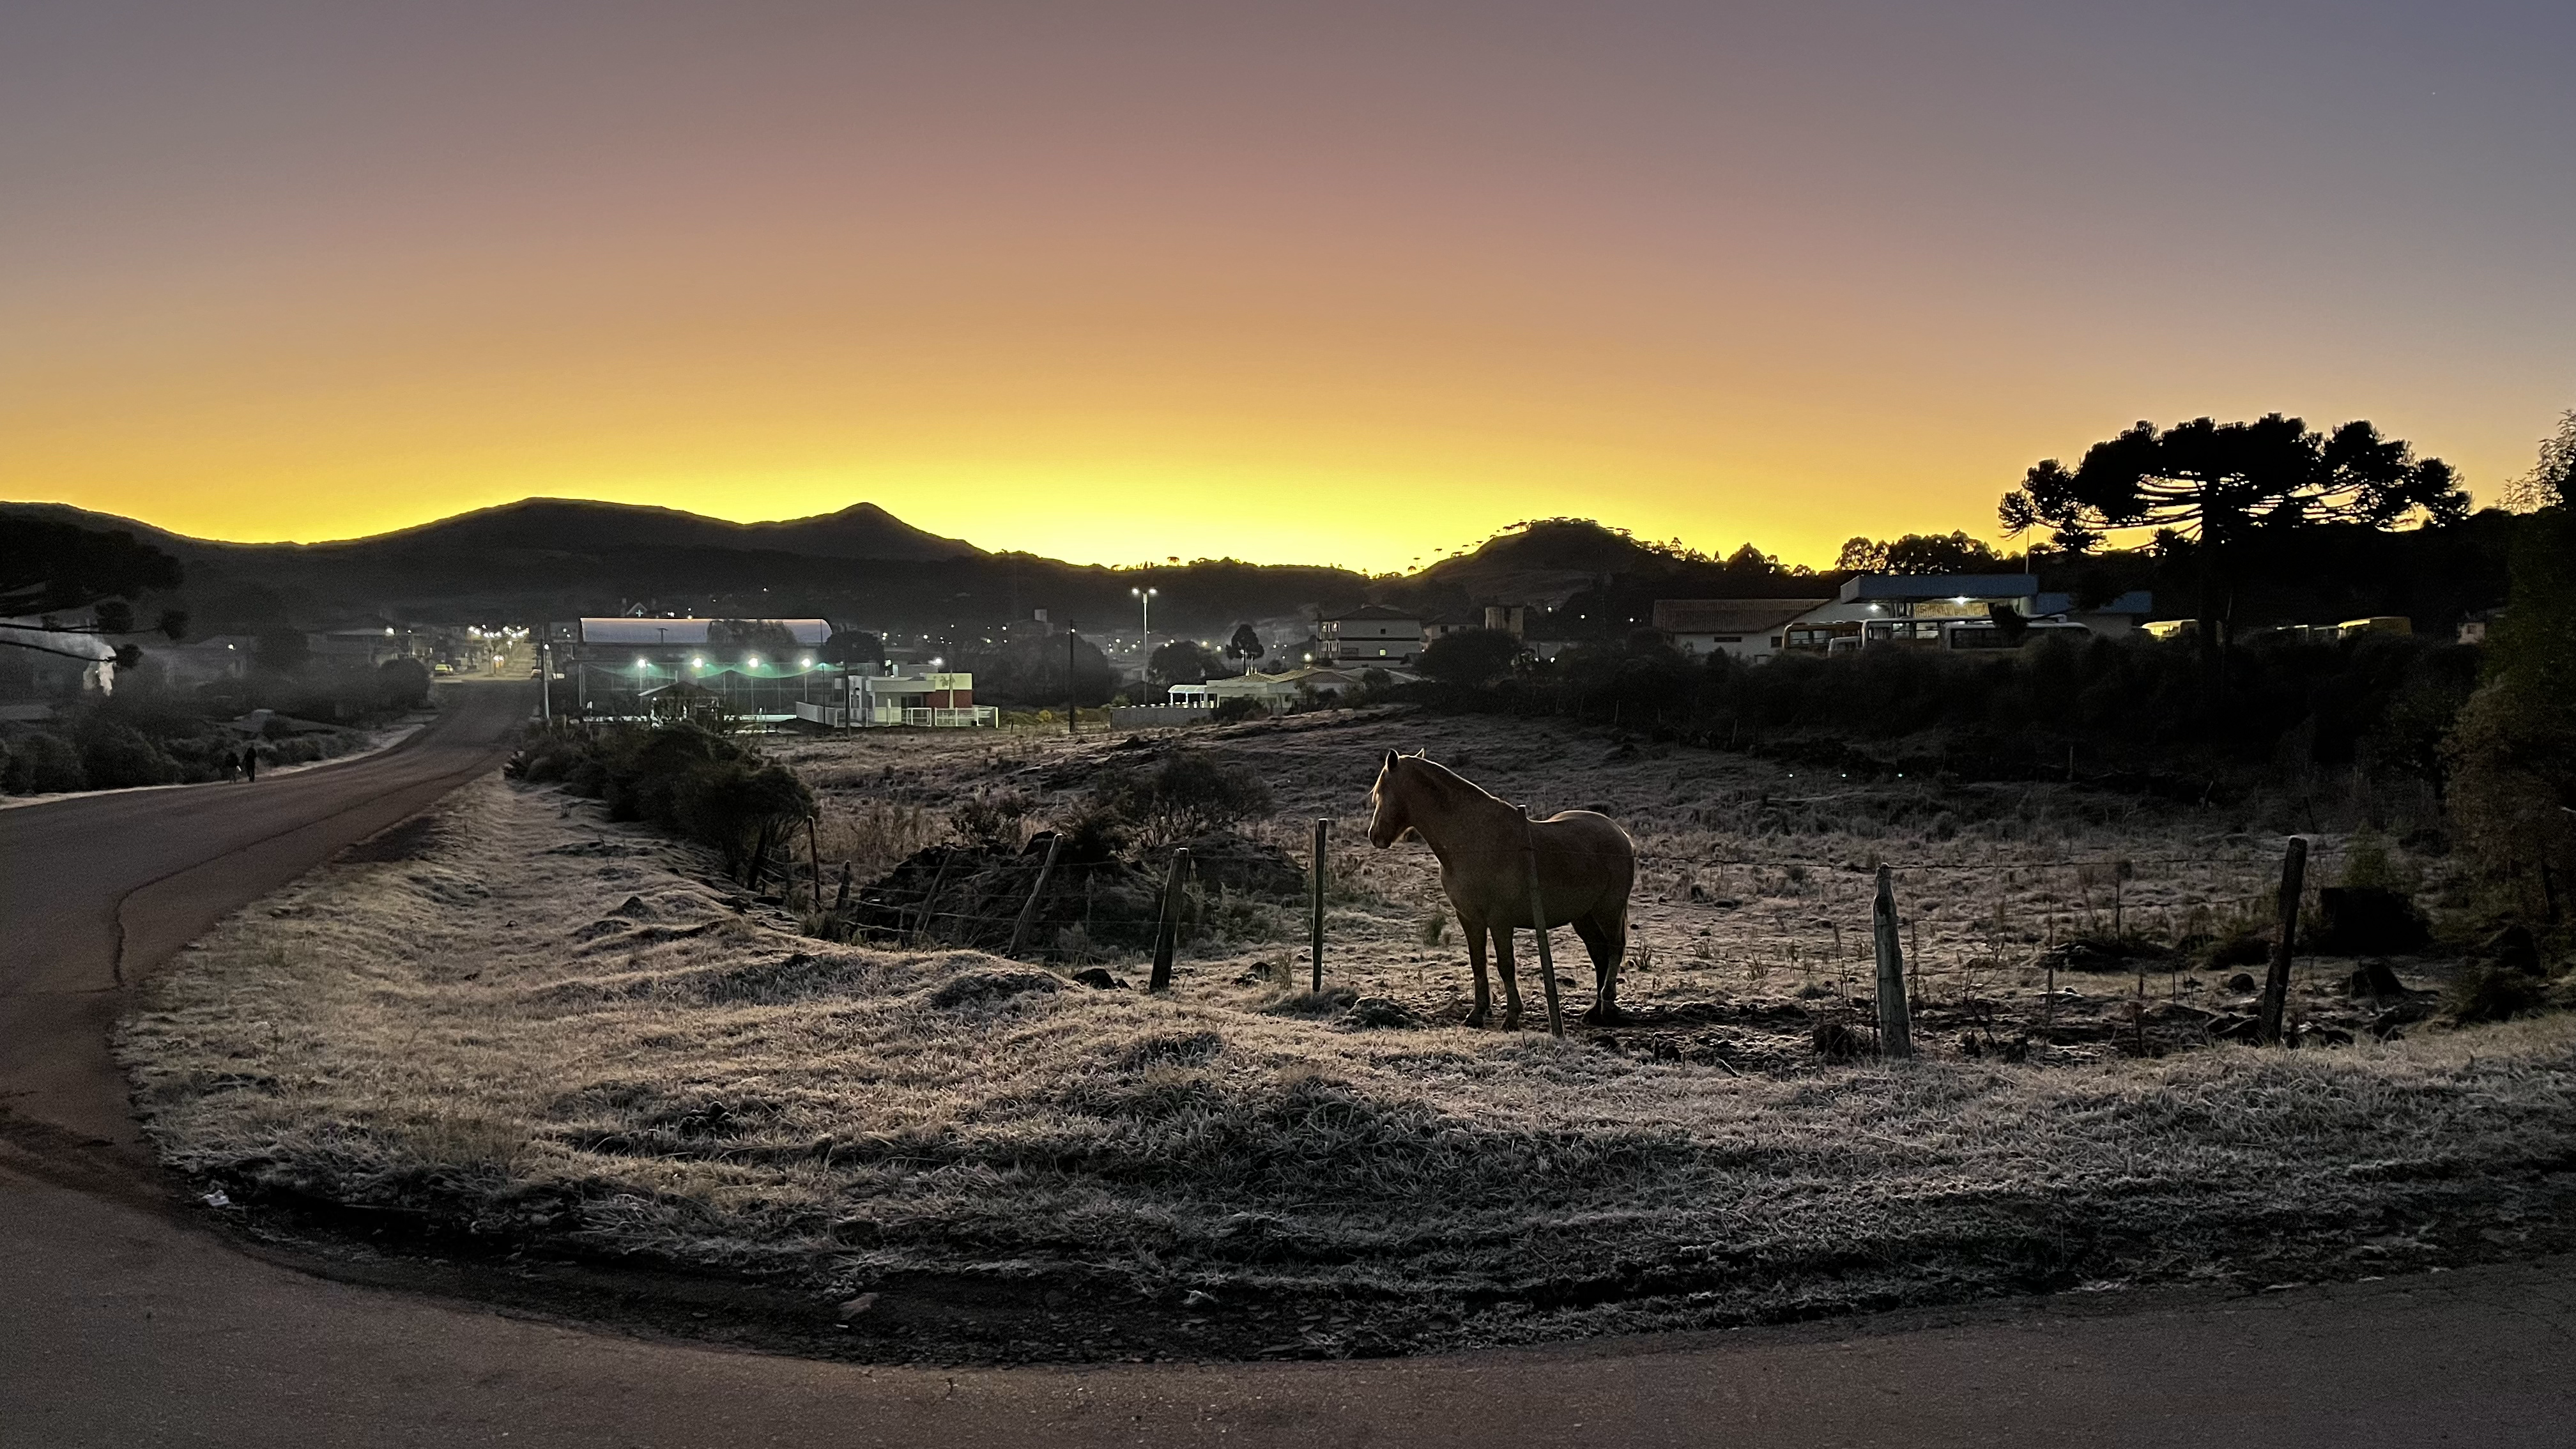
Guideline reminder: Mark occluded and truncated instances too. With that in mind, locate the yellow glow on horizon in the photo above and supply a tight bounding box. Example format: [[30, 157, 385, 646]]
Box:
[[0, 7, 2558, 579]]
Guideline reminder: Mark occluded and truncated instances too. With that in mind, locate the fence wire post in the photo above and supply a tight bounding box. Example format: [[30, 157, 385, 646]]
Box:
[[1310, 819, 1329, 992], [2257, 836, 2308, 1046], [1149, 848, 1190, 992], [1008, 832, 1065, 959], [1522, 806, 1564, 1037], [910, 850, 956, 948], [1873, 864, 1912, 1059]]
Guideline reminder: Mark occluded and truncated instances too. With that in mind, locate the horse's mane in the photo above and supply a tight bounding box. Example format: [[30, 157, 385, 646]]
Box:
[[1394, 752, 1505, 808]]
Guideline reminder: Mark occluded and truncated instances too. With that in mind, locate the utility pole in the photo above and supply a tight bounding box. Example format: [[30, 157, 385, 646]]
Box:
[[540, 638, 553, 723], [1066, 622, 1078, 737], [1130, 585, 1158, 699]]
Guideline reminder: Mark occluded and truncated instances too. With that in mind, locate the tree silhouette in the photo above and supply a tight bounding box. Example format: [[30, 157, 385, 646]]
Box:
[[1147, 640, 1224, 689], [1999, 415, 2466, 664], [1420, 628, 1525, 686], [1835, 532, 2007, 575], [820, 627, 884, 668], [1225, 622, 1266, 665]]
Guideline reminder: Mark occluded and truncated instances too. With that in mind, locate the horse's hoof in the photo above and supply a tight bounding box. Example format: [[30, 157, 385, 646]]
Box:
[[1502, 1013, 1523, 1030], [1582, 1004, 1629, 1026], [1464, 1011, 1489, 1028]]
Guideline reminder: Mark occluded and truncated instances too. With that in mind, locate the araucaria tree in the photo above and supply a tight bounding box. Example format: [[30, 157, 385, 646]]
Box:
[[1998, 415, 2467, 661]]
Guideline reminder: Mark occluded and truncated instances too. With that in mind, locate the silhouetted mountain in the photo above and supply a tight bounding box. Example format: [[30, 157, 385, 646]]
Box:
[[343, 498, 983, 562], [1383, 518, 1831, 622], [0, 498, 1366, 639]]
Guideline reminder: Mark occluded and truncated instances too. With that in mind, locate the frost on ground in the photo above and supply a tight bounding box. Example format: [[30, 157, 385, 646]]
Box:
[[121, 714, 2576, 1363]]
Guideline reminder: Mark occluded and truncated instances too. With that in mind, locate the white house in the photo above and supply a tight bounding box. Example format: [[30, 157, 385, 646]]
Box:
[[1651, 599, 1832, 661], [1317, 605, 1422, 664]]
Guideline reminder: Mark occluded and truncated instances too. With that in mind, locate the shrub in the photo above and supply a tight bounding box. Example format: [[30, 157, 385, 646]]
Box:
[[1211, 696, 1265, 723], [2447, 961, 2549, 1023], [1420, 628, 1526, 686], [953, 792, 1033, 852], [77, 719, 181, 789], [1094, 747, 1274, 845], [377, 657, 433, 711], [509, 722, 814, 883], [2, 732, 86, 793]]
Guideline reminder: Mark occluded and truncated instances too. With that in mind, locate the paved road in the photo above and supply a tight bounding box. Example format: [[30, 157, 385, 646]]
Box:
[[4, 680, 2572, 1447], [1, 680, 536, 1151]]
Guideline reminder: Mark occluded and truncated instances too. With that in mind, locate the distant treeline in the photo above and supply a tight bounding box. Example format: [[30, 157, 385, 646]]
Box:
[[1406, 630, 2483, 795]]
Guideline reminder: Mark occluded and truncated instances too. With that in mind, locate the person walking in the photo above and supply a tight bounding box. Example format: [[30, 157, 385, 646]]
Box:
[[241, 744, 257, 783]]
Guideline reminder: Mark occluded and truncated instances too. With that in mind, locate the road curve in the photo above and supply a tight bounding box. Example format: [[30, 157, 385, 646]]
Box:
[[3, 680, 2570, 1448]]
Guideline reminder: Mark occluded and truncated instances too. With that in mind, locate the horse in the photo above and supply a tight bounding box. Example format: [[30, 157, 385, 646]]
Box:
[[1365, 749, 1635, 1027]]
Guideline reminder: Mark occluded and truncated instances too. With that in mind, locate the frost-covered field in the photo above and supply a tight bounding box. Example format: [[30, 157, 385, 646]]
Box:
[[120, 712, 2576, 1362]]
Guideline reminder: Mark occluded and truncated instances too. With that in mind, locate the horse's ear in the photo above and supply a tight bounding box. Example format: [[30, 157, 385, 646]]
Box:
[[1381, 749, 1397, 771]]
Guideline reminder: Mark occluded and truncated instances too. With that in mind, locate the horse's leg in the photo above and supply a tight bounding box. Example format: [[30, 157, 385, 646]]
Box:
[[1463, 914, 1491, 1027], [1492, 924, 1524, 1029], [1573, 916, 1615, 1012], [1575, 912, 1628, 1024], [1573, 916, 1612, 992]]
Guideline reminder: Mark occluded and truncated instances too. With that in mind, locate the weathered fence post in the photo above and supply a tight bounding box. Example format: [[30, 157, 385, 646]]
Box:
[[1872, 864, 1912, 1058], [806, 816, 822, 912], [1007, 832, 1065, 958], [1310, 819, 1329, 992], [1149, 847, 1190, 992], [832, 861, 851, 916], [2256, 836, 2308, 1045], [910, 850, 956, 947], [1522, 806, 1565, 1037]]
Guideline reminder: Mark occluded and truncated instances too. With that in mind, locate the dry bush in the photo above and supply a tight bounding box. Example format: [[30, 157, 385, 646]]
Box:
[[813, 797, 946, 880]]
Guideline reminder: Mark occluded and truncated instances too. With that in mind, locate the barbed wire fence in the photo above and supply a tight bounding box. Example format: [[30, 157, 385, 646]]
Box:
[[750, 807, 2356, 1052]]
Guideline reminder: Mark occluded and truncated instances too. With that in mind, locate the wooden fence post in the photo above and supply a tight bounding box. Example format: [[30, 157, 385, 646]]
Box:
[[909, 851, 956, 948], [806, 816, 822, 912], [1522, 806, 1564, 1037], [1007, 832, 1065, 958], [2257, 836, 2308, 1045], [1309, 819, 1329, 992], [1149, 848, 1190, 992], [1873, 864, 1912, 1059]]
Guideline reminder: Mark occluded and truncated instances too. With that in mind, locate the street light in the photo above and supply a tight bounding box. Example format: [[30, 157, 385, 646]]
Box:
[[1130, 586, 1157, 656]]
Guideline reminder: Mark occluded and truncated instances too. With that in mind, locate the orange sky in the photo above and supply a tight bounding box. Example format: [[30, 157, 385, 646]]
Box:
[[4, 3, 2572, 573]]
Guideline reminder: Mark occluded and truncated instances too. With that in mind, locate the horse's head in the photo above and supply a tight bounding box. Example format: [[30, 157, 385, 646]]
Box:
[[1367, 749, 1420, 848]]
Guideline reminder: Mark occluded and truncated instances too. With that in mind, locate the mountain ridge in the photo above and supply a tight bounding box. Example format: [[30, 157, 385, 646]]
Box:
[[1, 496, 985, 565]]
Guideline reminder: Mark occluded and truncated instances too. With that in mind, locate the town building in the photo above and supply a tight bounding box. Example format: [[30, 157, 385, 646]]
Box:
[[556, 617, 836, 721], [1776, 575, 2154, 653], [1317, 605, 1423, 664], [308, 619, 431, 666], [1650, 599, 1832, 661], [1201, 666, 1374, 714], [1418, 613, 1480, 646]]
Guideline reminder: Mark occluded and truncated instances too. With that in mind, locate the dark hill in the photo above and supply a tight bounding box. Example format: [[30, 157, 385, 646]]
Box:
[[335, 498, 983, 563], [0, 498, 1365, 638], [1385, 518, 1834, 627]]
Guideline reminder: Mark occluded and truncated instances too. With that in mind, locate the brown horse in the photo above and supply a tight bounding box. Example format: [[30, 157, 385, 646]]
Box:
[[1365, 749, 1635, 1027]]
